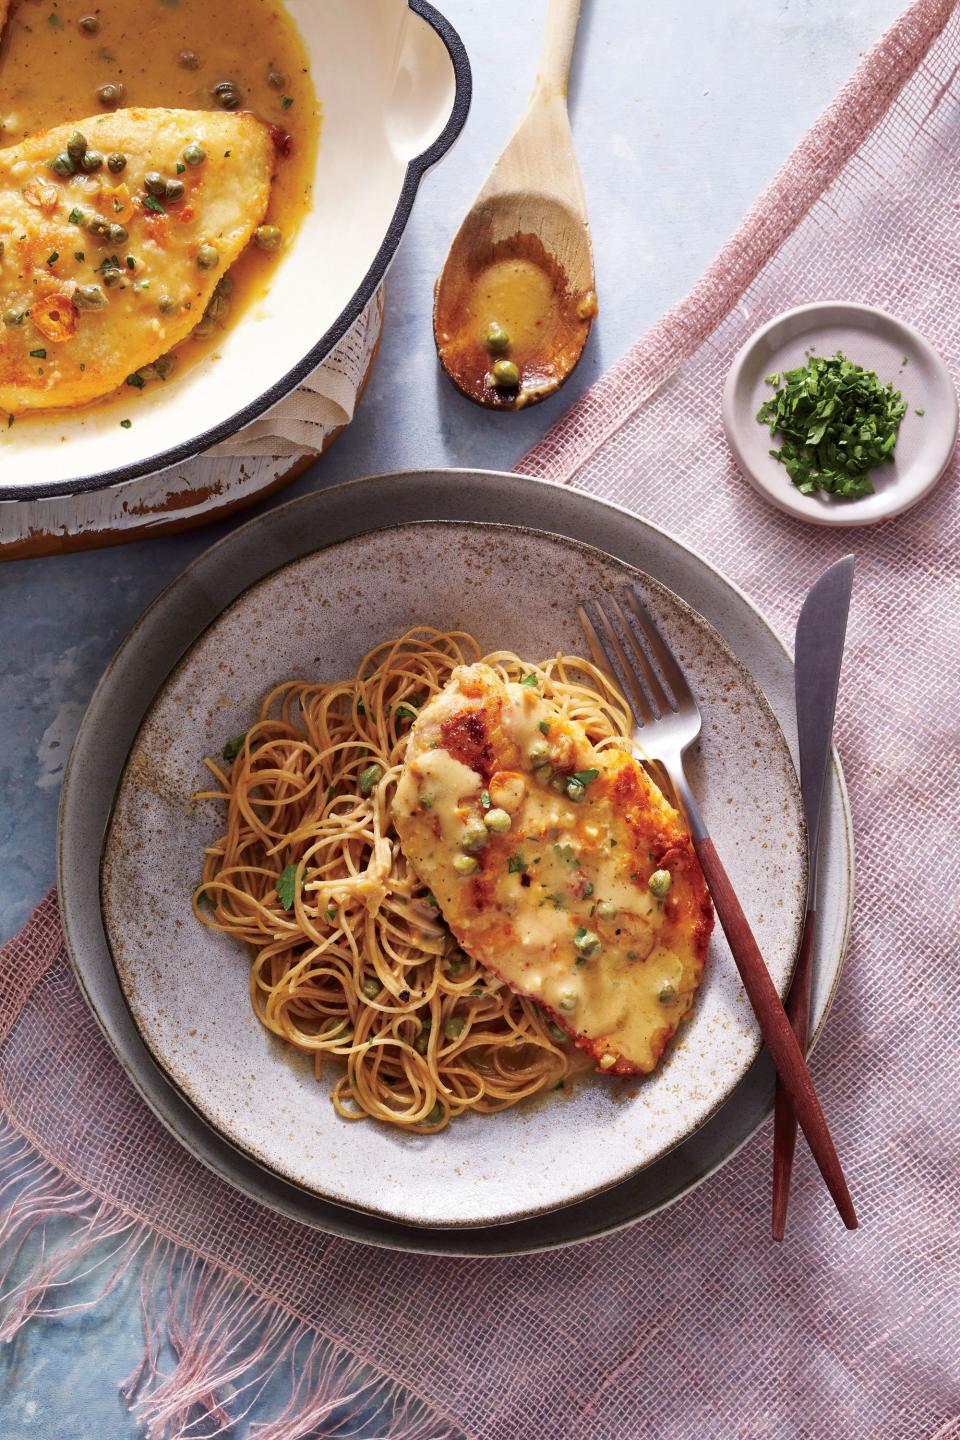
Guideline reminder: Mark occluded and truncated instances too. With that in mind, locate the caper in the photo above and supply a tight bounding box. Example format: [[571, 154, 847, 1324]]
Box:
[[648, 868, 672, 899], [358, 763, 383, 796], [79, 14, 100, 33], [144, 171, 167, 198], [73, 283, 108, 310], [424, 1102, 444, 1126], [442, 1017, 464, 1041], [361, 977, 380, 1000], [153, 353, 178, 380], [452, 854, 479, 876], [101, 266, 123, 287], [658, 982, 676, 1006], [491, 358, 520, 389], [596, 899, 617, 921], [138, 363, 160, 383], [565, 778, 586, 803], [178, 49, 202, 70], [81, 150, 104, 173], [107, 223, 127, 244], [50, 152, 75, 177], [547, 1022, 567, 1044], [558, 991, 577, 1011], [205, 285, 231, 323], [253, 224, 283, 252], [66, 131, 88, 164], [528, 739, 550, 766], [196, 243, 219, 270], [182, 142, 205, 166], [267, 69, 286, 88], [533, 762, 554, 786], [414, 1026, 431, 1055], [486, 321, 510, 353], [3, 310, 23, 327], [157, 294, 179, 315], [574, 929, 601, 957], [483, 807, 512, 834], [460, 819, 490, 854], [86, 216, 111, 240], [164, 177, 185, 203], [96, 82, 124, 107], [211, 79, 242, 110], [106, 151, 127, 174], [191, 315, 216, 340], [549, 771, 567, 793]]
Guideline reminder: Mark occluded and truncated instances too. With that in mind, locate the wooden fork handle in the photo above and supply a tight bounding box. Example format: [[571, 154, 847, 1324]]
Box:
[[771, 914, 816, 1239], [693, 836, 857, 1231]]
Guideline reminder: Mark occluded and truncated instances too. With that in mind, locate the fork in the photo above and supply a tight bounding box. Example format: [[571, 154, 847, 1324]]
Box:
[[579, 588, 857, 1231]]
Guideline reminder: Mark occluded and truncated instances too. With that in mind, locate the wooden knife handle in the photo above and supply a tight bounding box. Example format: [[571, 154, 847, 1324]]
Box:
[[693, 836, 856, 1231], [771, 914, 816, 1239]]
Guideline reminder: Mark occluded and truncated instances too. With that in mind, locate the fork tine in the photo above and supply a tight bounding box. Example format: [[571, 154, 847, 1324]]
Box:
[[606, 592, 672, 715], [588, 600, 656, 725], [620, 587, 693, 706], [576, 605, 621, 691]]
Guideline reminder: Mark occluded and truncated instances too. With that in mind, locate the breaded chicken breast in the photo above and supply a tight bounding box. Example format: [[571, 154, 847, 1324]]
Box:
[[394, 664, 714, 1075], [0, 108, 272, 410]]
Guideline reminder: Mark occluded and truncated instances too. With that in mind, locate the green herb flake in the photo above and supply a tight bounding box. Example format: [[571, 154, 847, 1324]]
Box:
[[176, 162, 186, 174], [29, 348, 46, 359], [6, 415, 13, 428], [126, 372, 144, 389], [520, 674, 538, 687], [46, 251, 59, 266], [197, 886, 213, 909], [573, 768, 600, 786], [756, 351, 908, 500], [74, 250, 85, 262], [480, 789, 491, 810], [582, 882, 594, 899], [120, 418, 132, 428], [281, 95, 294, 108], [276, 863, 299, 911], [68, 209, 84, 225], [48, 11, 62, 26], [222, 732, 247, 761], [553, 842, 577, 865], [142, 195, 166, 214], [506, 853, 527, 874], [538, 720, 550, 736]]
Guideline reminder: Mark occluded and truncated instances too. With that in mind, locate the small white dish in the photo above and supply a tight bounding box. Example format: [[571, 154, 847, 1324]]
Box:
[[723, 302, 958, 527]]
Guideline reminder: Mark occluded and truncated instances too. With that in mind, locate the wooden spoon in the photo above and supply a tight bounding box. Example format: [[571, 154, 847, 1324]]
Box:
[[434, 0, 596, 410]]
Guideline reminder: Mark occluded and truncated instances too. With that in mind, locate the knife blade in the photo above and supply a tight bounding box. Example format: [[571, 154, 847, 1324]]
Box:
[[772, 554, 854, 1239]]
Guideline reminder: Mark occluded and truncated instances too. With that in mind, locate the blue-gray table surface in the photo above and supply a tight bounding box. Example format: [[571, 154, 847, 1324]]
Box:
[[0, 1, 900, 1434]]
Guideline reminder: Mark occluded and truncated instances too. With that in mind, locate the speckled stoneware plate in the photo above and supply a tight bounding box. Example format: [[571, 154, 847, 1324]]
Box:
[[60, 471, 854, 1251], [723, 301, 958, 527], [100, 525, 805, 1229]]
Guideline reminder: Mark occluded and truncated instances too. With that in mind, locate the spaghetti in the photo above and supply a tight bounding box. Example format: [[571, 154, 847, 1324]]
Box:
[[193, 627, 633, 1132]]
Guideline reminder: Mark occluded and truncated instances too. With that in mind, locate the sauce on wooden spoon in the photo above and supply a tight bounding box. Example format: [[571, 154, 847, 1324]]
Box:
[[435, 229, 597, 409]]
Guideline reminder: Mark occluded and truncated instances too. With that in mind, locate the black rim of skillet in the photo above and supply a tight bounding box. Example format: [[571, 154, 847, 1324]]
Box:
[[1, 0, 472, 504]]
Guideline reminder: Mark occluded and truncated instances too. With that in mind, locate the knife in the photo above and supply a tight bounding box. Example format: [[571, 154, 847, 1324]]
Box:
[[772, 554, 855, 1239]]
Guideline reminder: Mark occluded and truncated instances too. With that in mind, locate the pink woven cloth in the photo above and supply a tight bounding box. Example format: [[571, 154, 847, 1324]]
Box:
[[3, 2, 960, 1436]]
